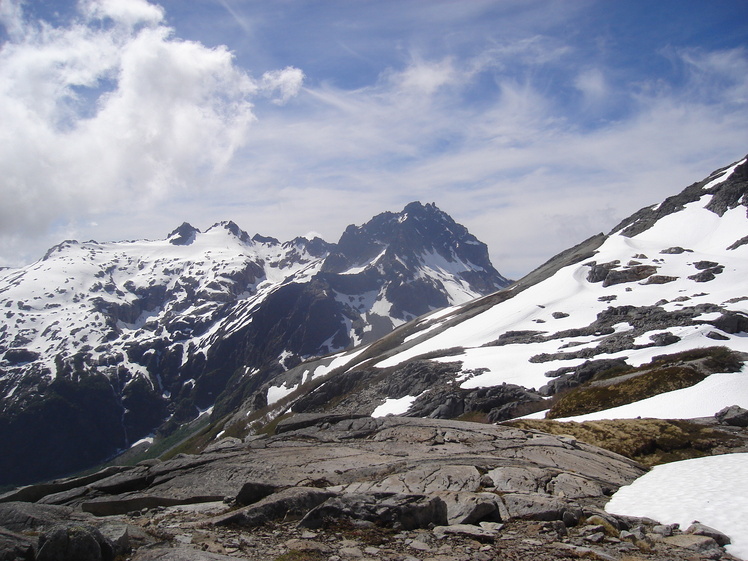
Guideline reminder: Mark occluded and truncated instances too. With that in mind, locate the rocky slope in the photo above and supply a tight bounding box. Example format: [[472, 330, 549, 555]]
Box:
[[3, 413, 743, 561], [223, 155, 748, 431], [0, 202, 509, 486]]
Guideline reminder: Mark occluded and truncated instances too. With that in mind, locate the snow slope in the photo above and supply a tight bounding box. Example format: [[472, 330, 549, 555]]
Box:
[[606, 453, 748, 559]]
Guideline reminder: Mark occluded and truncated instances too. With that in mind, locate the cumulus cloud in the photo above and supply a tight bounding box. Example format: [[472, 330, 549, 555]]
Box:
[[0, 0, 301, 248]]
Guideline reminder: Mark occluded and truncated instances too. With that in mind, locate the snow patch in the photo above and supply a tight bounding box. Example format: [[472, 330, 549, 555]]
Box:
[[606, 453, 748, 560], [372, 394, 418, 417]]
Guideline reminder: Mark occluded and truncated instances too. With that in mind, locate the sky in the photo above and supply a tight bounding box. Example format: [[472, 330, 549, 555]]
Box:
[[0, 0, 747, 279]]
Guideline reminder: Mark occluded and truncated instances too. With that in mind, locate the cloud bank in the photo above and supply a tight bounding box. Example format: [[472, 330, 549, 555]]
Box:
[[0, 0, 301, 261]]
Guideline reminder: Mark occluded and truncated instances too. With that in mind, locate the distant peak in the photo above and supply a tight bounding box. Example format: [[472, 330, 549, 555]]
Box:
[[207, 221, 252, 244], [168, 222, 200, 246], [402, 201, 441, 215], [252, 233, 280, 245]]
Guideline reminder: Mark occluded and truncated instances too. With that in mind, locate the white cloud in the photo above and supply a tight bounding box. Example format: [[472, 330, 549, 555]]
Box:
[[0, 0, 301, 250], [81, 0, 165, 27], [574, 67, 607, 105], [260, 67, 305, 104]]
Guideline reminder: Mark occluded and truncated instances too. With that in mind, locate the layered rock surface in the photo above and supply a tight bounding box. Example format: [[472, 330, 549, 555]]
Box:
[[0, 415, 738, 560]]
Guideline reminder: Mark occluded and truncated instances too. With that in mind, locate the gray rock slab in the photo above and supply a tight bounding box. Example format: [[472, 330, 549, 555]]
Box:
[[210, 487, 336, 527], [662, 534, 722, 553], [0, 527, 34, 561], [549, 473, 605, 498], [432, 491, 504, 525], [686, 522, 732, 546], [299, 492, 447, 530], [501, 493, 568, 521], [0, 502, 84, 532]]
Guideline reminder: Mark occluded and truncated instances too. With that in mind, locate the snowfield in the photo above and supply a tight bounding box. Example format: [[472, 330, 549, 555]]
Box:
[[606, 453, 748, 560]]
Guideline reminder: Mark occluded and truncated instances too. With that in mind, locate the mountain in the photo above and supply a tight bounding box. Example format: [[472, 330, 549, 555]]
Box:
[[219, 155, 748, 433], [0, 202, 509, 486]]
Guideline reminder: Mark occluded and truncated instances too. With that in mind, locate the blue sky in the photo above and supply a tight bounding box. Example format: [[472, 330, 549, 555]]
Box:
[[1, 0, 747, 278]]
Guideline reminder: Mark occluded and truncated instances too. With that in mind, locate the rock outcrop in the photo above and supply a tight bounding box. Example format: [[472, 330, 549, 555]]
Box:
[[1, 415, 741, 560]]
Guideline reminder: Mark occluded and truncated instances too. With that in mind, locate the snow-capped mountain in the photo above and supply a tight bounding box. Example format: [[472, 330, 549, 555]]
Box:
[[236, 155, 748, 430], [0, 202, 509, 486]]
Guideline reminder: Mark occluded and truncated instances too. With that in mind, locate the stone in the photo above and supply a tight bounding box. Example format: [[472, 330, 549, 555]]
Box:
[[0, 502, 78, 532], [36, 525, 114, 561], [97, 523, 135, 557], [234, 481, 277, 506], [432, 491, 502, 525], [501, 493, 567, 521], [284, 538, 332, 553], [299, 493, 448, 530], [651, 524, 677, 537], [203, 437, 242, 454], [685, 522, 731, 546], [211, 487, 336, 527], [130, 545, 243, 560], [0, 528, 34, 561], [484, 466, 545, 493], [662, 534, 722, 554], [82, 494, 224, 516], [715, 405, 748, 427], [550, 473, 604, 499]]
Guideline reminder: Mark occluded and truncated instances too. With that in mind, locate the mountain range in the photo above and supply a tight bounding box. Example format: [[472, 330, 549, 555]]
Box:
[[0, 201, 509, 486], [214, 154, 748, 439], [0, 154, 747, 561]]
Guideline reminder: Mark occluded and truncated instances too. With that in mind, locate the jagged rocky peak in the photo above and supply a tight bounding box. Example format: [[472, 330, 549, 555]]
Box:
[[322, 201, 507, 284], [207, 220, 252, 244], [252, 233, 280, 245], [168, 222, 200, 245], [284, 235, 333, 258]]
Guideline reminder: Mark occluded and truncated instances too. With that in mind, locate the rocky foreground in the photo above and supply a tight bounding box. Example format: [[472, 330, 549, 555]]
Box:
[[0, 415, 741, 560]]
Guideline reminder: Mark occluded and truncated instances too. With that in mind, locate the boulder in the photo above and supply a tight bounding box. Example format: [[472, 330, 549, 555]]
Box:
[[662, 534, 722, 554], [715, 405, 748, 427], [0, 502, 80, 532], [235, 481, 277, 506], [501, 493, 568, 521], [0, 528, 34, 561], [210, 487, 336, 527], [686, 522, 731, 546], [433, 522, 502, 541], [433, 491, 504, 525], [299, 493, 448, 530], [36, 525, 114, 561]]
